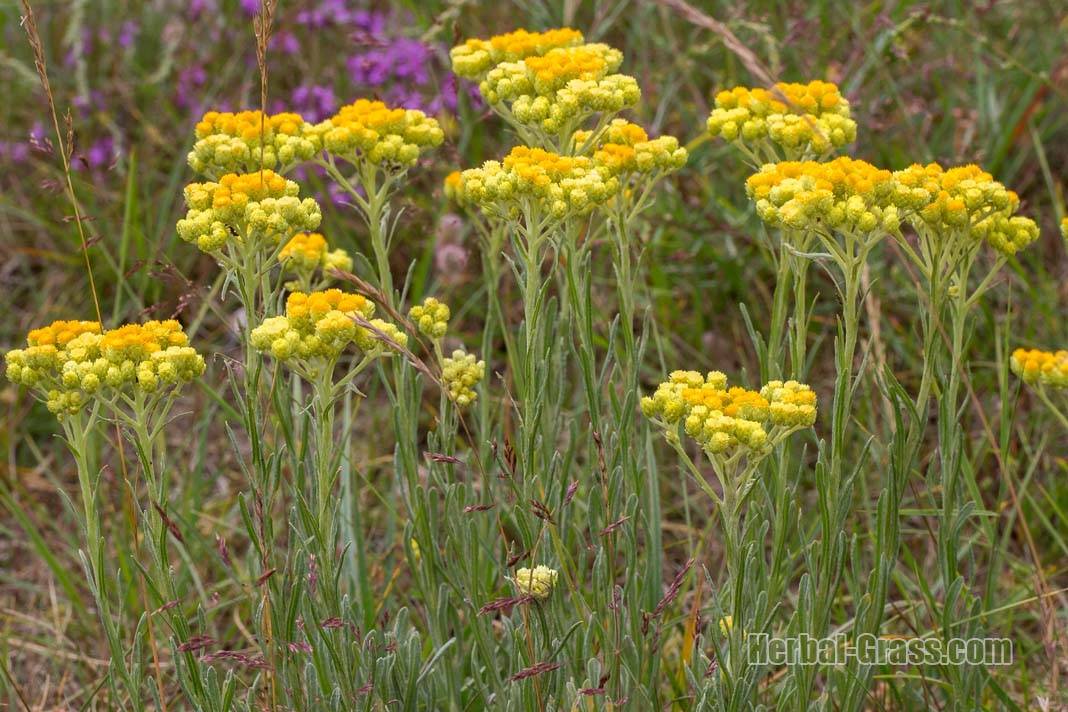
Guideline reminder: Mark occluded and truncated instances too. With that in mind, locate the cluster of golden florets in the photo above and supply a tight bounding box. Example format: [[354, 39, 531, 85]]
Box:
[[311, 99, 444, 167], [574, 119, 688, 178], [407, 298, 485, 409], [177, 170, 322, 253], [453, 29, 639, 136], [641, 370, 817, 455], [746, 157, 901, 235], [707, 81, 857, 158], [744, 158, 1039, 256], [251, 289, 406, 368], [479, 43, 639, 133], [1011, 348, 1068, 389], [511, 565, 559, 599], [891, 163, 1039, 255], [188, 111, 319, 177], [5, 320, 204, 415], [279, 232, 353, 288], [409, 297, 451, 339], [441, 350, 486, 408], [456, 146, 618, 219], [450, 28, 584, 81]]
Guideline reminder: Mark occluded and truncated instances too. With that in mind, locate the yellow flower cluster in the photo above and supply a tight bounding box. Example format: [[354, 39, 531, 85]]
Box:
[[1061, 217, 1068, 240], [6, 320, 204, 414], [279, 232, 353, 286], [5, 321, 103, 413], [707, 81, 857, 157], [98, 321, 205, 394], [574, 119, 688, 178], [892, 163, 1039, 256], [641, 370, 816, 454], [441, 350, 485, 408], [511, 565, 559, 599], [409, 297, 451, 339], [250, 289, 407, 366], [479, 44, 640, 133], [312, 99, 443, 168], [457, 145, 618, 219], [443, 170, 467, 207], [760, 380, 819, 426], [1010, 348, 1068, 389], [27, 320, 102, 348], [178, 170, 322, 253], [188, 110, 318, 177], [450, 27, 584, 80], [745, 157, 901, 235]]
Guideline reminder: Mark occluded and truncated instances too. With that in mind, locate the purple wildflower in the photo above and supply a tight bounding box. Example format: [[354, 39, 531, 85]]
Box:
[[291, 84, 336, 122], [119, 21, 139, 49], [272, 31, 300, 55], [348, 39, 432, 87]]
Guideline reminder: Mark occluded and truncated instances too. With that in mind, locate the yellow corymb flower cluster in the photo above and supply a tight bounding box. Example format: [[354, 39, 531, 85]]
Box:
[[280, 232, 353, 277], [574, 119, 688, 178], [892, 163, 1039, 256], [1061, 217, 1068, 240], [641, 370, 816, 454], [443, 170, 467, 207], [5, 320, 204, 414], [760, 380, 820, 427], [312, 99, 443, 168], [441, 350, 485, 408], [250, 289, 407, 367], [178, 170, 322, 253], [1010, 348, 1068, 389], [457, 145, 618, 219], [479, 44, 640, 133], [707, 81, 857, 158], [409, 297, 451, 339], [450, 27, 584, 81], [188, 110, 319, 177], [746, 157, 901, 235], [511, 565, 559, 599]]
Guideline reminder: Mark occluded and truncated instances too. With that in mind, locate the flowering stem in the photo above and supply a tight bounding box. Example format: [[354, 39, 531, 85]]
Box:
[[62, 407, 144, 709], [125, 395, 213, 705]]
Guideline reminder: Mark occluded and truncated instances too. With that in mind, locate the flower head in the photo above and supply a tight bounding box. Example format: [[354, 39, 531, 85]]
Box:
[[177, 170, 321, 254], [745, 157, 900, 235], [312, 99, 443, 167], [188, 110, 318, 177], [408, 297, 450, 339], [6, 319, 203, 414], [450, 28, 584, 81], [707, 81, 856, 158], [458, 145, 618, 220], [280, 232, 353, 289], [511, 565, 558, 599], [642, 371, 816, 455], [478, 44, 639, 135], [26, 320, 102, 348], [576, 119, 688, 179], [891, 163, 1039, 256], [251, 289, 406, 371], [1010, 348, 1068, 389], [443, 170, 469, 207], [760, 380, 818, 426], [441, 349, 485, 408]]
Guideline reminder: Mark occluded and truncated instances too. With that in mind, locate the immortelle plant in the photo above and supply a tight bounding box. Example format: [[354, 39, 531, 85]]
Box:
[[697, 78, 1039, 708], [5, 319, 210, 706], [178, 102, 457, 707], [444, 27, 693, 705]]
